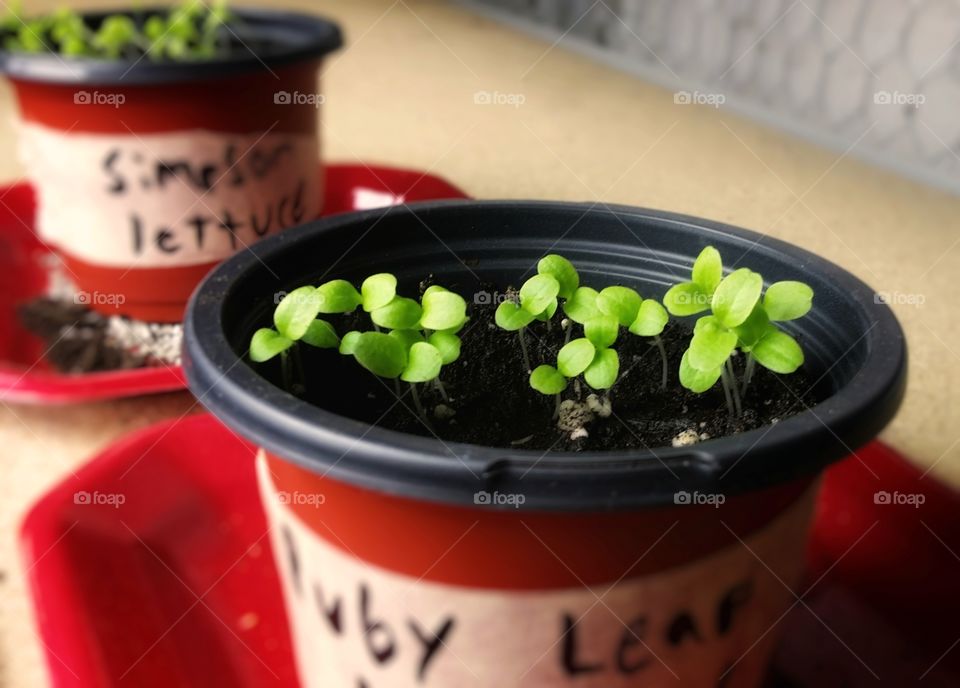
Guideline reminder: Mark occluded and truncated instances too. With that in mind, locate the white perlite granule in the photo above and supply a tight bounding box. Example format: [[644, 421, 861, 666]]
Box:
[[671, 429, 701, 448], [104, 317, 183, 366]]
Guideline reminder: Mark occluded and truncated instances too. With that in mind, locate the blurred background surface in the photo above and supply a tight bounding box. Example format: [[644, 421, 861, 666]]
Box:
[[466, 0, 960, 194]]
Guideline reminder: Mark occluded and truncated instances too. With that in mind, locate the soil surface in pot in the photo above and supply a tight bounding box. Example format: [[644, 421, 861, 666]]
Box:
[[287, 294, 831, 452], [19, 297, 182, 373]]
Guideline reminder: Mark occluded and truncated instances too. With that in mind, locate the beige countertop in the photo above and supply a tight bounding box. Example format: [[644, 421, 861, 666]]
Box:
[[1, 0, 958, 684]]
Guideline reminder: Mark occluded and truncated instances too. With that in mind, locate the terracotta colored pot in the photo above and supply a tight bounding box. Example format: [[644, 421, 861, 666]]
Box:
[[183, 201, 907, 687], [0, 8, 342, 322]]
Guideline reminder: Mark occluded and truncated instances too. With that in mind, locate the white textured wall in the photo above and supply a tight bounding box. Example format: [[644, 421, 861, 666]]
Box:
[[465, 0, 960, 193]]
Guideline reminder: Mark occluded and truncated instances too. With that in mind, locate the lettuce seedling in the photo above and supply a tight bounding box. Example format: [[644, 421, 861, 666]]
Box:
[[529, 364, 568, 417], [249, 274, 468, 425], [249, 285, 340, 394], [666, 246, 812, 416], [494, 275, 555, 372], [560, 283, 670, 390], [348, 330, 447, 424], [496, 254, 579, 370], [518, 259, 672, 415], [528, 332, 620, 408], [1, 1, 233, 59], [629, 299, 670, 389]]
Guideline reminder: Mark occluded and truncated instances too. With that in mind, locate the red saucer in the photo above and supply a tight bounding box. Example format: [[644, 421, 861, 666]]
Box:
[[0, 164, 468, 404], [19, 415, 960, 686]]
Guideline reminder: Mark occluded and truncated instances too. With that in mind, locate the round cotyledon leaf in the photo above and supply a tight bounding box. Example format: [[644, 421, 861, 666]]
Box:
[[584, 348, 619, 390], [495, 301, 535, 331], [529, 365, 568, 395], [679, 350, 722, 393], [300, 319, 339, 349], [563, 287, 601, 324], [371, 297, 422, 330], [537, 255, 579, 300], [352, 331, 407, 378], [557, 337, 596, 377], [274, 286, 322, 340], [401, 342, 443, 383], [584, 315, 619, 349], [596, 286, 642, 327], [752, 327, 804, 374], [711, 268, 763, 328], [763, 281, 813, 322], [520, 274, 560, 315], [629, 299, 669, 337], [420, 290, 467, 330], [316, 279, 362, 314], [691, 246, 722, 295], [663, 282, 711, 317], [249, 328, 292, 363], [361, 273, 397, 313], [427, 331, 462, 364]]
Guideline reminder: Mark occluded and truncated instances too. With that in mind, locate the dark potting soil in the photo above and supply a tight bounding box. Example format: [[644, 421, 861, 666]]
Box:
[[290, 291, 832, 453], [17, 297, 181, 373]]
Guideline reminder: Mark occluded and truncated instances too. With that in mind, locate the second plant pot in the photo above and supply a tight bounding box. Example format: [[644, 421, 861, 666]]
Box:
[[1, 7, 342, 322], [183, 201, 906, 687]]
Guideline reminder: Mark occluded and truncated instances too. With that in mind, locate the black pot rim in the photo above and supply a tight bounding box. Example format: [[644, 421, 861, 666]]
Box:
[[0, 7, 342, 85], [183, 200, 908, 511]]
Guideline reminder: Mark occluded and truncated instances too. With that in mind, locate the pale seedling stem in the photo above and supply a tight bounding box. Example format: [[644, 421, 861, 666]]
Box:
[[280, 349, 292, 394], [409, 382, 432, 429], [291, 346, 306, 396], [729, 359, 743, 416], [654, 335, 668, 390], [434, 378, 450, 402], [518, 328, 532, 372], [719, 364, 736, 418], [741, 353, 756, 396]]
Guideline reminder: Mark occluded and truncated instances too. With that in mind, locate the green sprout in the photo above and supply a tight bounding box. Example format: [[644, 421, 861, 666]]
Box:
[[246, 251, 813, 442], [555, 283, 669, 392], [249, 285, 339, 393], [495, 254, 577, 371], [664, 246, 812, 417], [249, 275, 467, 427], [0, 1, 233, 60], [491, 255, 670, 418]]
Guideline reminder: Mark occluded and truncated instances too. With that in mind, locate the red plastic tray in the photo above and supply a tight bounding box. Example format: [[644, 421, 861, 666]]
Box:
[[20, 414, 960, 686], [0, 164, 468, 404]]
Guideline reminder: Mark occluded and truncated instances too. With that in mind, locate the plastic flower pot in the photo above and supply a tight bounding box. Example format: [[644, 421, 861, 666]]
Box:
[[0, 8, 342, 322], [183, 201, 906, 687]]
